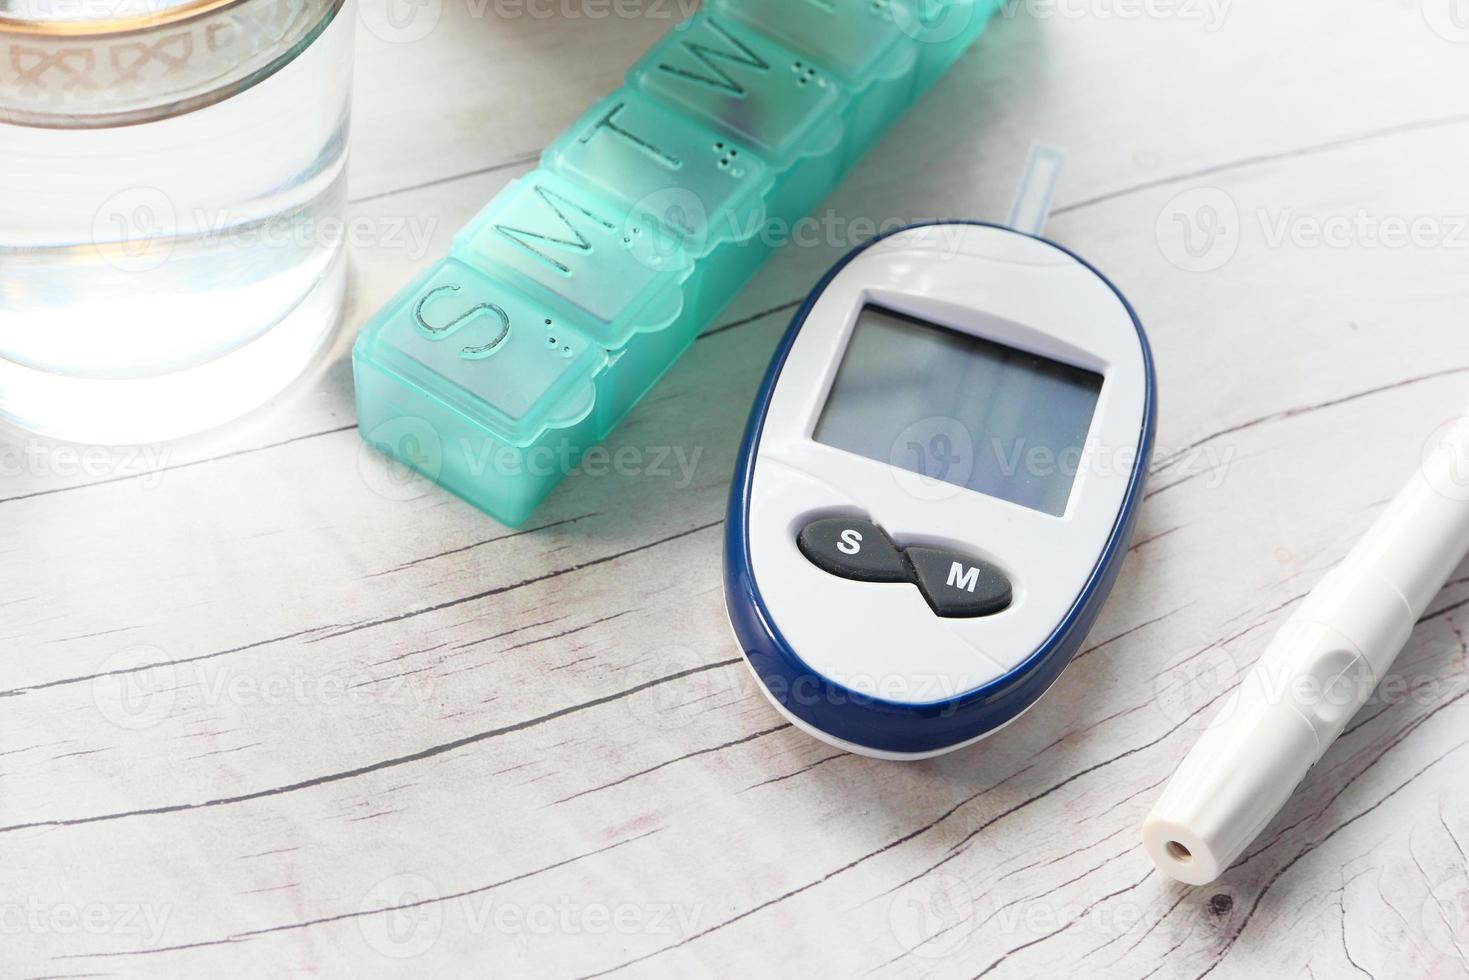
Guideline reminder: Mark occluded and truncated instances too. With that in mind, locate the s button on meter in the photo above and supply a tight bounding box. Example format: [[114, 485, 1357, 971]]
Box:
[[796, 517, 908, 583]]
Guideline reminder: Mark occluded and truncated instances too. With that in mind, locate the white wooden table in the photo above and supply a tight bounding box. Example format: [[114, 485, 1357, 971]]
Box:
[[5, 2, 1469, 976]]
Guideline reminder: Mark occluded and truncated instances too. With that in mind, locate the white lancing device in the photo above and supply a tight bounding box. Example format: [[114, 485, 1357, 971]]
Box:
[[1143, 411, 1469, 885]]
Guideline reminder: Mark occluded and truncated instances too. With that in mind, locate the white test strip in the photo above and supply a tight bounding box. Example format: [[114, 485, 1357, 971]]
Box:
[[1006, 142, 1066, 237]]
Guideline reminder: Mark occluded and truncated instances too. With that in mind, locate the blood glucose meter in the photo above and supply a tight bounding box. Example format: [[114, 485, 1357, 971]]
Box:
[[724, 222, 1156, 759]]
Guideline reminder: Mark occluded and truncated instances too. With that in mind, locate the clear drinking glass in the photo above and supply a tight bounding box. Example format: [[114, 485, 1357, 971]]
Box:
[[0, 0, 353, 443]]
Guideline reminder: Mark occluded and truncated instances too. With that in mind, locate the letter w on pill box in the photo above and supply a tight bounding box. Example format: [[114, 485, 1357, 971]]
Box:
[[353, 0, 1006, 527]]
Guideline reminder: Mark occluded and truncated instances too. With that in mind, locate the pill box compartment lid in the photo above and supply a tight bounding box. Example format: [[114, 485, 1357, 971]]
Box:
[[354, 257, 607, 448], [454, 170, 695, 352], [709, 0, 919, 87], [542, 89, 773, 260]]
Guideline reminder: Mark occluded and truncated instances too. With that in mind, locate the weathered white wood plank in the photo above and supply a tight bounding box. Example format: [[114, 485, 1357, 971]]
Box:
[[4, 1, 1469, 977]]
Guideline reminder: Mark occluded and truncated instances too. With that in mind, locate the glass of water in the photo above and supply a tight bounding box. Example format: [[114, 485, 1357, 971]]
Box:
[[0, 0, 353, 443]]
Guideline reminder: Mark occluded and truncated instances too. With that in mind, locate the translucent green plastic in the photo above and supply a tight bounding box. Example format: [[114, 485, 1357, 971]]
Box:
[[354, 0, 1000, 527]]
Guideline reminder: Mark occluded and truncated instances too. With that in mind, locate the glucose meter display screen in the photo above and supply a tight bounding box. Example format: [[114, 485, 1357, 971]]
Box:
[[813, 306, 1104, 517]]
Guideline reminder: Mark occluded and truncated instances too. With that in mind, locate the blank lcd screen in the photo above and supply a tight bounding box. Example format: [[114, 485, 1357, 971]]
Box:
[[812, 306, 1104, 517]]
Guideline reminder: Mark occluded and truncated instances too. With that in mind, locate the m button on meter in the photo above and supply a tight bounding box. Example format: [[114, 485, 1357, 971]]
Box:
[[797, 517, 909, 583], [904, 547, 1013, 618]]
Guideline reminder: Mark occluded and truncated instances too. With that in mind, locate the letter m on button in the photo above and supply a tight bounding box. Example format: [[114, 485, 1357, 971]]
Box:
[[947, 562, 980, 593]]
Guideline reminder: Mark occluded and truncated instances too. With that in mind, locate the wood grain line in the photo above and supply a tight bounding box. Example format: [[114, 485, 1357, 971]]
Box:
[[0, 659, 741, 834], [548, 723, 790, 806], [59, 829, 660, 958], [320, 519, 723, 642], [1151, 366, 1469, 474], [0, 424, 359, 507], [1050, 112, 1469, 219]]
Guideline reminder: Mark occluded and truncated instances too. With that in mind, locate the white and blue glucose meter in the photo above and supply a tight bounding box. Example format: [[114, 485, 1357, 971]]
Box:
[[724, 222, 1156, 760]]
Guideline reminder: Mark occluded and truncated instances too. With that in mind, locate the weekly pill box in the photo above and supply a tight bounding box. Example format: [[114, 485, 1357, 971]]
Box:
[[354, 0, 1003, 527]]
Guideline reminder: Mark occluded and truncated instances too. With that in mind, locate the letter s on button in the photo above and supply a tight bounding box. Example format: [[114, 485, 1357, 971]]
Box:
[[837, 529, 863, 555]]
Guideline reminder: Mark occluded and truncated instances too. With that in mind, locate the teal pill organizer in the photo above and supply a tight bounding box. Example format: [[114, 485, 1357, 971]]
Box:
[[354, 0, 1003, 527]]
